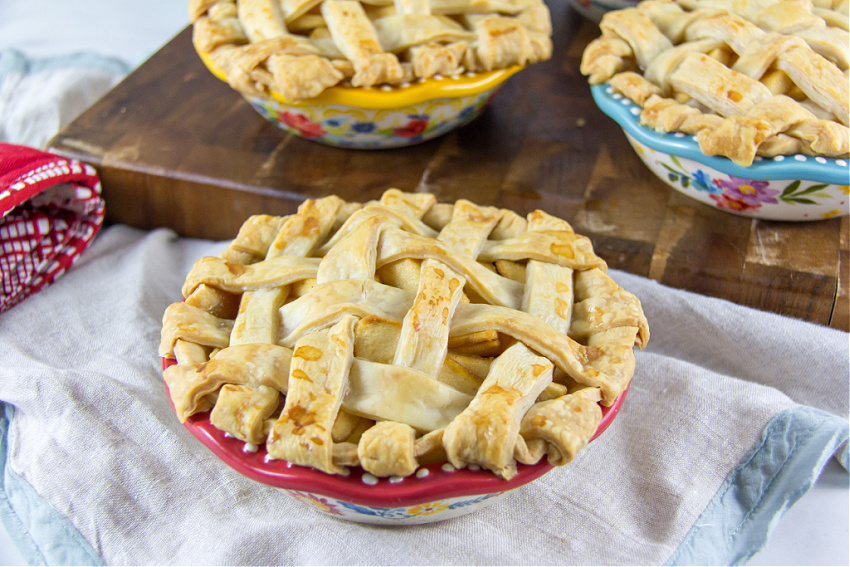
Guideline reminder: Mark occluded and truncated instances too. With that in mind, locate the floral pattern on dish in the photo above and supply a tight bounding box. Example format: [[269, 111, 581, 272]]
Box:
[[246, 87, 498, 149], [283, 490, 505, 525], [287, 491, 345, 516], [630, 138, 849, 221]]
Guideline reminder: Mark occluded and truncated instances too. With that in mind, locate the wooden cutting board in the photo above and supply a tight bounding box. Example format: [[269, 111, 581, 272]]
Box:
[[46, 2, 849, 331]]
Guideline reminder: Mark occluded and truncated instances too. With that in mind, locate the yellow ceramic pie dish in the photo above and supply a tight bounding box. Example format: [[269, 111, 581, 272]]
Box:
[[189, 0, 553, 148], [199, 49, 524, 149]]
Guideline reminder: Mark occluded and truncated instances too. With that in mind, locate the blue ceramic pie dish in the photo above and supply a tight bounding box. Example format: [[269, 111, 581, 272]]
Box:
[[591, 83, 850, 221]]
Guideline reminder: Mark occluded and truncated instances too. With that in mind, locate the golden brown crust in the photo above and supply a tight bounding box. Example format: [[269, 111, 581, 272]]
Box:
[[580, 0, 850, 165], [161, 190, 649, 479], [190, 0, 552, 101]]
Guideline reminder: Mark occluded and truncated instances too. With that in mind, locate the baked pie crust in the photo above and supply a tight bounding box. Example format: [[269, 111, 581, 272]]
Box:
[[580, 0, 850, 166], [160, 190, 649, 480], [189, 0, 553, 102]]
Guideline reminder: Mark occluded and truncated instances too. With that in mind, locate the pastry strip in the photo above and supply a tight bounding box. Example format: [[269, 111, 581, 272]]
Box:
[[320, 0, 405, 86], [237, 0, 289, 41], [392, 199, 499, 376], [267, 315, 358, 475], [519, 387, 603, 466], [443, 343, 553, 479]]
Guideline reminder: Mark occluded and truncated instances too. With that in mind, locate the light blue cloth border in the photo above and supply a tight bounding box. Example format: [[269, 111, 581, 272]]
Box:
[[667, 406, 849, 566], [0, 403, 103, 566], [1, 47, 125, 565], [0, 401, 846, 566], [0, 49, 129, 83]]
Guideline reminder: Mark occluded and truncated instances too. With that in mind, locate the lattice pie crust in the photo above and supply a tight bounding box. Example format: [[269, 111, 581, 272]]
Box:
[[581, 0, 849, 166], [159, 190, 649, 480], [189, 0, 553, 102]]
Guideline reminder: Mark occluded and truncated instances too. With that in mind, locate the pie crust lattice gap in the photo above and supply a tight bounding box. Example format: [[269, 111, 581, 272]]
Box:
[[581, 0, 850, 167], [159, 190, 649, 480], [189, 0, 553, 102]]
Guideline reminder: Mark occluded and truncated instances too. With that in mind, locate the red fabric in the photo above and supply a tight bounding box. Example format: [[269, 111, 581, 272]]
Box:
[[0, 143, 104, 313]]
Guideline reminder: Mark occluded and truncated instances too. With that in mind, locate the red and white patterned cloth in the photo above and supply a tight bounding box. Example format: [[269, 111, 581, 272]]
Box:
[[0, 143, 104, 313]]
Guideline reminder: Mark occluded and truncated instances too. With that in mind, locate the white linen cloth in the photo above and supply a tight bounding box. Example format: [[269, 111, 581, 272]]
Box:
[[0, 50, 126, 150], [0, 224, 846, 565], [0, 0, 187, 150]]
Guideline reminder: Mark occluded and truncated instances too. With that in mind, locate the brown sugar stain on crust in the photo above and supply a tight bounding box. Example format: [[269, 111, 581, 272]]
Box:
[[555, 297, 571, 320], [331, 333, 346, 349], [283, 403, 326, 436], [550, 242, 576, 260], [466, 210, 498, 225], [224, 262, 248, 276], [481, 384, 523, 403], [582, 345, 603, 363], [293, 345, 323, 361], [300, 216, 321, 237], [531, 363, 549, 378], [529, 414, 549, 428], [291, 368, 313, 383]]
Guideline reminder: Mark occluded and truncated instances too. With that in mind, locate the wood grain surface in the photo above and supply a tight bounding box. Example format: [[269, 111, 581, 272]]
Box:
[[46, 2, 849, 331]]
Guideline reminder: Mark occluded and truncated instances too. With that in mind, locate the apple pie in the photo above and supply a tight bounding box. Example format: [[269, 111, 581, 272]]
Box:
[[189, 0, 553, 102], [580, 0, 849, 166], [159, 190, 649, 480]]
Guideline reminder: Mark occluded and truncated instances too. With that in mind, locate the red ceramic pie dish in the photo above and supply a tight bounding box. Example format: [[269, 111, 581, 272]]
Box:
[[163, 357, 626, 525]]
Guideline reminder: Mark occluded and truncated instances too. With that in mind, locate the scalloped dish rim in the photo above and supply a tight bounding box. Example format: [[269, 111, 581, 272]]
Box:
[[590, 84, 850, 186], [162, 357, 626, 506], [197, 49, 525, 109]]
